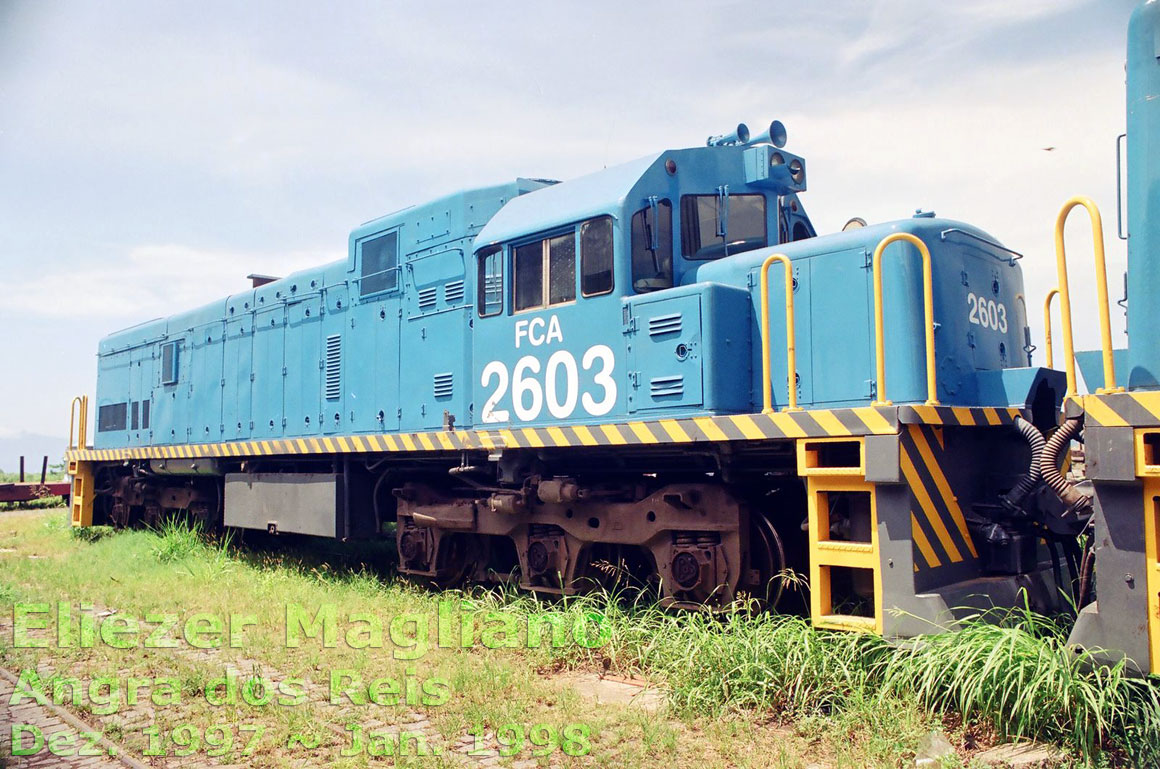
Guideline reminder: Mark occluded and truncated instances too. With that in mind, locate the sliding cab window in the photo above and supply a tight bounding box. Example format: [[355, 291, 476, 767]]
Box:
[[631, 199, 673, 292], [360, 230, 399, 297], [580, 216, 614, 297], [513, 232, 576, 312], [680, 193, 767, 260], [477, 245, 504, 317]]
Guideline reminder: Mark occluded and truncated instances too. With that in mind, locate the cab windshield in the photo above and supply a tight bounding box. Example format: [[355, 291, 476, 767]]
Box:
[[680, 193, 767, 260]]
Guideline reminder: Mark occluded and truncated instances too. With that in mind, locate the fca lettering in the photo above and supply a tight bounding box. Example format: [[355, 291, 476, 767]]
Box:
[[515, 316, 563, 348]]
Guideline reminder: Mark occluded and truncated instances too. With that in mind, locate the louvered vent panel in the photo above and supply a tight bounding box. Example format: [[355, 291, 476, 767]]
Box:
[[324, 334, 342, 400], [650, 375, 684, 398], [418, 286, 438, 310], [648, 312, 683, 336], [433, 372, 454, 399], [444, 280, 465, 304]]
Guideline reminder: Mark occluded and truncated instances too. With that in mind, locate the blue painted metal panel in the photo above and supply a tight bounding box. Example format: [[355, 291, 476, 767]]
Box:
[[400, 245, 470, 431], [220, 291, 256, 440], [975, 367, 1066, 409], [286, 294, 322, 435], [401, 311, 467, 430], [127, 344, 153, 446], [808, 245, 874, 404], [348, 298, 400, 433], [93, 319, 158, 448], [1126, 1, 1160, 388], [698, 284, 752, 413], [223, 314, 253, 440], [187, 319, 224, 443], [627, 292, 704, 412], [252, 303, 286, 438], [95, 347, 131, 440]]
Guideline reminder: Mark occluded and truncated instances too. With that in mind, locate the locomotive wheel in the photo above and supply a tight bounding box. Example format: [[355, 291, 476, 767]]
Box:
[[748, 513, 788, 610], [429, 533, 482, 589], [575, 543, 658, 597]]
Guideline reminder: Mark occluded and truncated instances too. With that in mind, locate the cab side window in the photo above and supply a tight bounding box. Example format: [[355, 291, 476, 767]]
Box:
[[513, 241, 544, 312], [631, 199, 673, 292], [360, 230, 399, 297], [477, 245, 503, 317], [513, 233, 576, 312], [547, 233, 576, 304], [481, 215, 614, 316], [580, 216, 614, 297]]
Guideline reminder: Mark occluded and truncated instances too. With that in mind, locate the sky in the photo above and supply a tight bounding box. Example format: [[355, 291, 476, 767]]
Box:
[[0, 0, 1142, 448]]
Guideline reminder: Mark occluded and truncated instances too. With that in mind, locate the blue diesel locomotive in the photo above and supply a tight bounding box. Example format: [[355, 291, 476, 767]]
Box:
[[69, 2, 1160, 674], [69, 123, 1059, 630]]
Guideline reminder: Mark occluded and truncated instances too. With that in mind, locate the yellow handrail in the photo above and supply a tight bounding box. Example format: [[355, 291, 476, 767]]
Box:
[[1043, 288, 1059, 370], [872, 232, 938, 406], [1053, 196, 1121, 397], [69, 395, 89, 450], [760, 253, 799, 412]]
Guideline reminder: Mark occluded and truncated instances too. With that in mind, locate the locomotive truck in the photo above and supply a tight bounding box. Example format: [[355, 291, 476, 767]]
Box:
[[65, 1, 1160, 674]]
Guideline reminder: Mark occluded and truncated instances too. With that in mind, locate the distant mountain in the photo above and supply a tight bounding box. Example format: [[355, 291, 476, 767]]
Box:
[[0, 433, 69, 475]]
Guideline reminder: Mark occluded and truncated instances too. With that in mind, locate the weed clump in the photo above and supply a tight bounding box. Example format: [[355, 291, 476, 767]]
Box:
[[470, 588, 1160, 762], [150, 518, 233, 565], [70, 525, 115, 543], [871, 608, 1160, 765]]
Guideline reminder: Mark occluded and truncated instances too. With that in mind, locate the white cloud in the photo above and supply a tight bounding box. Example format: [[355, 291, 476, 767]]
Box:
[[841, 0, 1090, 65], [0, 244, 337, 322]]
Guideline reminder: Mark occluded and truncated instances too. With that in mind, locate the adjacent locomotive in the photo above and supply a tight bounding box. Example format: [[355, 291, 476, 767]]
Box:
[[67, 2, 1160, 674]]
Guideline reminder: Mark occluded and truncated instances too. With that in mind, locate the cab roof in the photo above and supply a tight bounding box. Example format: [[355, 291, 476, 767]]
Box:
[[474, 153, 661, 247]]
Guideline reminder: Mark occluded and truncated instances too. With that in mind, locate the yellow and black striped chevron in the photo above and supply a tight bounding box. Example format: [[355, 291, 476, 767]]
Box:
[[1079, 391, 1160, 428], [900, 405, 1025, 428], [65, 404, 1026, 463], [900, 424, 980, 574]]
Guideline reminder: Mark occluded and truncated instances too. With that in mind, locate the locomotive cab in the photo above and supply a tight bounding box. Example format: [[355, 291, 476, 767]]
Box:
[[468, 136, 817, 426]]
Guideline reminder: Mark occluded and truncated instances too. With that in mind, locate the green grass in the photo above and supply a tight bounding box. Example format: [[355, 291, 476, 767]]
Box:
[[287, 556, 1160, 763], [872, 609, 1160, 764], [472, 590, 1160, 763], [3, 510, 1158, 767]]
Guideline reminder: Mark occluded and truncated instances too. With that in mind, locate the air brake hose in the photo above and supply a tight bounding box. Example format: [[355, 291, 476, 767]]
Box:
[[1040, 417, 1091, 513], [1003, 416, 1045, 510]]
